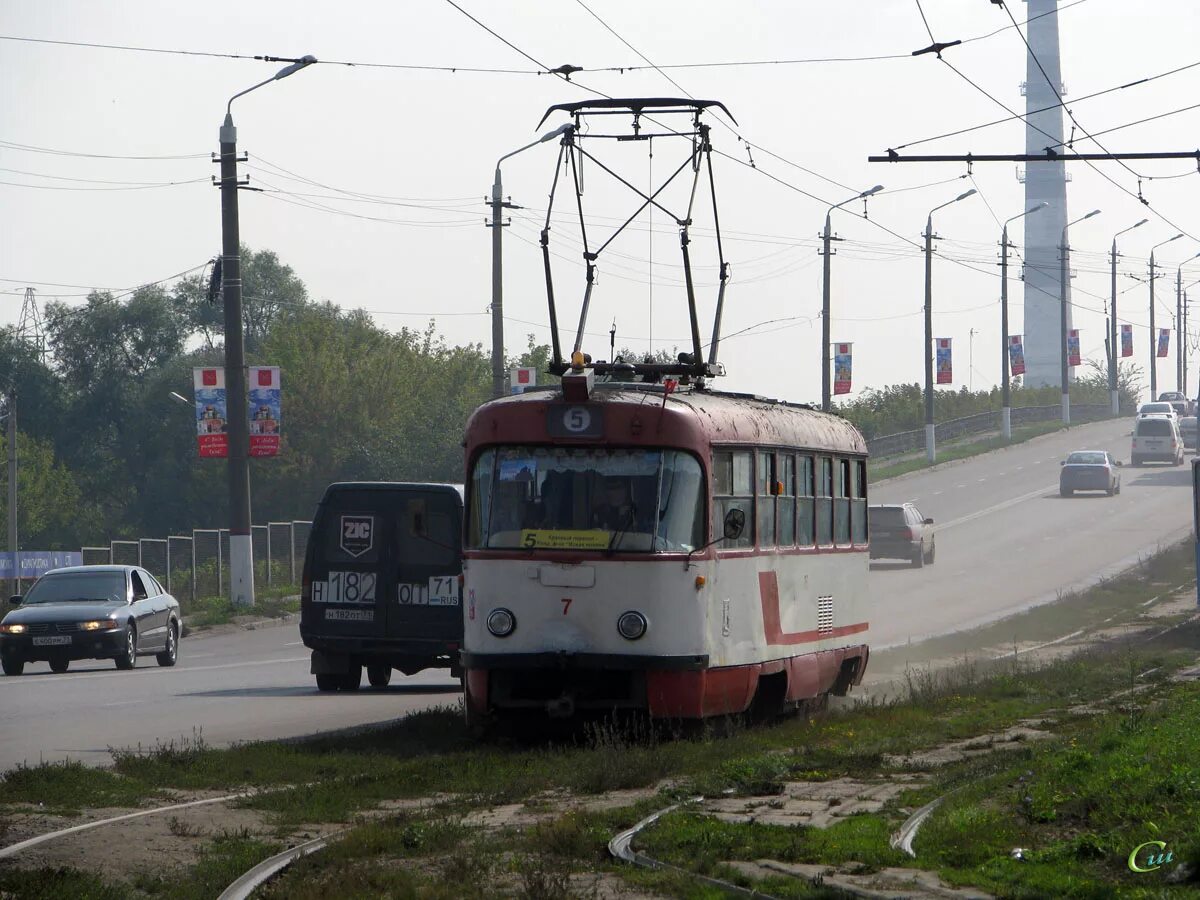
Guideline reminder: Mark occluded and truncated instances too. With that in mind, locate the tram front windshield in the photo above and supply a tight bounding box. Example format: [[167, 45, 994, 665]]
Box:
[[468, 447, 704, 552]]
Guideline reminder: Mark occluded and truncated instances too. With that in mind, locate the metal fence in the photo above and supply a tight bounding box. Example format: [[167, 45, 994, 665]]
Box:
[[80, 521, 311, 603], [865, 403, 1122, 459]]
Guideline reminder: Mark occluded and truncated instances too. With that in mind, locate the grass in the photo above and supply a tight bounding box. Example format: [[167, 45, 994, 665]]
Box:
[[0, 758, 165, 814], [3, 539, 1197, 897], [870, 419, 1078, 482], [181, 586, 299, 630]]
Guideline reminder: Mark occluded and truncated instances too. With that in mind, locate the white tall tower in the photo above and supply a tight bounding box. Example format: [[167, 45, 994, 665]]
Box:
[[1021, 0, 1070, 387]]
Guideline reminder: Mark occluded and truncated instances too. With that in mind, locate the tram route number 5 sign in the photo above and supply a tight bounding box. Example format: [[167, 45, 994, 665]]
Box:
[[547, 405, 605, 438]]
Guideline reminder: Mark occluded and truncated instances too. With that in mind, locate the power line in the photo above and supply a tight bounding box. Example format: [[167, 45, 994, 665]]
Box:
[[0, 138, 206, 161]]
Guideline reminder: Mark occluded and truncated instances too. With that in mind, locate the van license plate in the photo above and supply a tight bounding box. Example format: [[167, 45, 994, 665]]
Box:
[[32, 635, 72, 646], [325, 608, 373, 621], [313, 572, 376, 605], [428, 576, 459, 606]]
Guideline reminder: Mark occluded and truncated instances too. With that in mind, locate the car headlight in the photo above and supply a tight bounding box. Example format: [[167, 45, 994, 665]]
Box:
[[0, 623, 26, 635], [80, 619, 120, 631], [617, 610, 648, 641], [486, 608, 516, 638]]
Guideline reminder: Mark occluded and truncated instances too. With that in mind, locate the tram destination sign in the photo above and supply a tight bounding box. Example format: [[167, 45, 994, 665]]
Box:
[[547, 405, 605, 439]]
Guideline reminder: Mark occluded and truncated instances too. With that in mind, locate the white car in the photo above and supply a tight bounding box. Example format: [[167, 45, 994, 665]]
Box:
[[1131, 414, 1185, 466], [1137, 402, 1177, 419]]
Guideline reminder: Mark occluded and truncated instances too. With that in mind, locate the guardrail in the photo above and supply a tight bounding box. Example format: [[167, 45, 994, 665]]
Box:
[[866, 403, 1121, 459]]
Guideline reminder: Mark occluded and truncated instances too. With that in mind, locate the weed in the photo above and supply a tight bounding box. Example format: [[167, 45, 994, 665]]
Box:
[[167, 815, 202, 838]]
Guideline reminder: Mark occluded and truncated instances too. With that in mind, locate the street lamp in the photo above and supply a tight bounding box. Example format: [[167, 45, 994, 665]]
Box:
[[999, 202, 1047, 440], [168, 392, 190, 406], [219, 54, 316, 608], [1059, 209, 1101, 424], [489, 123, 575, 399], [821, 184, 884, 411], [923, 189, 977, 463], [1149, 234, 1184, 402], [1176, 251, 1200, 391], [1109, 219, 1148, 416]]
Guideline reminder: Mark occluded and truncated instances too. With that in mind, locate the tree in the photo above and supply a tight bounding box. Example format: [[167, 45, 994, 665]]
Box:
[[0, 430, 91, 549]]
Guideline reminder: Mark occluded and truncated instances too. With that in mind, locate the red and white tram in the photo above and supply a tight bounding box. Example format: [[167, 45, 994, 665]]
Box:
[[461, 377, 871, 724]]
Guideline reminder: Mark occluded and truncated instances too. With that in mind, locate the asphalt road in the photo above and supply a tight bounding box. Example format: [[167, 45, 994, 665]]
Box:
[[0, 417, 1191, 769], [868, 417, 1192, 648]]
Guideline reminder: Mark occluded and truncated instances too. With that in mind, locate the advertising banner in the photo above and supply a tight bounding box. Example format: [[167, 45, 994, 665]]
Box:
[[1068, 329, 1081, 367], [936, 338, 952, 385], [509, 366, 537, 395], [1158, 328, 1171, 358], [833, 343, 852, 395], [193, 367, 228, 458], [1121, 324, 1133, 358], [0, 551, 83, 580], [1008, 335, 1026, 376], [248, 366, 281, 457]]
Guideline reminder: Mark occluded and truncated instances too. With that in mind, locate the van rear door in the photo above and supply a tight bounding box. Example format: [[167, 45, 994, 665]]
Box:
[[307, 489, 393, 639], [389, 490, 463, 646]]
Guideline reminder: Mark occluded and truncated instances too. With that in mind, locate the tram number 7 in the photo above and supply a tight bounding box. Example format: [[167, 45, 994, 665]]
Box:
[[561, 597, 572, 615]]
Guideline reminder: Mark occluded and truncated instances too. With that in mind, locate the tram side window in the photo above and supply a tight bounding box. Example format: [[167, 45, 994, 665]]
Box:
[[797, 455, 815, 546], [779, 454, 796, 546], [834, 458, 852, 545], [713, 450, 754, 549], [852, 459, 868, 544], [816, 457, 833, 546], [757, 451, 776, 548], [467, 448, 496, 548]]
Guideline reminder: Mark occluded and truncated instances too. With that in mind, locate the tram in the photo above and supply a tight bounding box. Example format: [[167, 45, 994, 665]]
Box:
[[460, 367, 871, 725]]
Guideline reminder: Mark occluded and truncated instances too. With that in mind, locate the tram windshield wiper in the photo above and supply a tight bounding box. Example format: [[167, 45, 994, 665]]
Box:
[[607, 504, 636, 554]]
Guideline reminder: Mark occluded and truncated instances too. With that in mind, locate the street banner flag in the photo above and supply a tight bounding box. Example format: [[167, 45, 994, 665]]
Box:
[[833, 343, 852, 395], [509, 366, 537, 394], [1158, 328, 1171, 358], [1068, 329, 1081, 367], [193, 367, 228, 458], [936, 338, 952, 384], [1009, 335, 1026, 376], [1121, 324, 1133, 358], [249, 366, 281, 457]]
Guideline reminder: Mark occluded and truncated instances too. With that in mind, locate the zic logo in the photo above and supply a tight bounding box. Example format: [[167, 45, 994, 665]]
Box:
[[340, 515, 374, 557]]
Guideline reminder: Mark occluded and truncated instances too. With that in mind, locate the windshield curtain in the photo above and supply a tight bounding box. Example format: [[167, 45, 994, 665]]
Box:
[[24, 572, 127, 604], [468, 446, 704, 552]]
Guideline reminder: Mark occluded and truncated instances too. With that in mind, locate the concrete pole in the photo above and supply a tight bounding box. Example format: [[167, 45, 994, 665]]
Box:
[[924, 218, 936, 463], [1060, 229, 1071, 424], [1110, 240, 1120, 416], [1001, 225, 1012, 440], [6, 393, 16, 595], [1150, 252, 1158, 402], [1178, 267, 1184, 391], [821, 212, 832, 412], [490, 168, 505, 399], [219, 113, 255, 608]]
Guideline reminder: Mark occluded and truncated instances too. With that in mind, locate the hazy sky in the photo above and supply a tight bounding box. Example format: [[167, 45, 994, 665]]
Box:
[[5, 0, 1200, 403]]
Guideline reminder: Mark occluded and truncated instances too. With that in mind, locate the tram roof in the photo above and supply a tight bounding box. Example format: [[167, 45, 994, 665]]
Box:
[[467, 382, 868, 455]]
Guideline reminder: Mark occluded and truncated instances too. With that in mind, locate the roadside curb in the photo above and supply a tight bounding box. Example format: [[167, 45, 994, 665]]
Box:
[[182, 611, 299, 640]]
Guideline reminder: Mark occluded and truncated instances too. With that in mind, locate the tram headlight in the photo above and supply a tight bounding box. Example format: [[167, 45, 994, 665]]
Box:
[[616, 610, 647, 641], [487, 608, 516, 638]]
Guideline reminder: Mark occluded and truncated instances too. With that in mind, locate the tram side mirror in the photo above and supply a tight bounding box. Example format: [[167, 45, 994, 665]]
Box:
[[723, 508, 746, 541], [923, 517, 934, 525]]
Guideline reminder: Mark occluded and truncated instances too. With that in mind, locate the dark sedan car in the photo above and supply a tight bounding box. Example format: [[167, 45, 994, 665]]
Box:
[[869, 502, 935, 568], [0, 565, 180, 676], [1059, 450, 1122, 497]]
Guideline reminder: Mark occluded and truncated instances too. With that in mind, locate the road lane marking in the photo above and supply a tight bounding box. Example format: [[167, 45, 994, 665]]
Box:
[[933, 491, 943, 496], [935, 483, 1057, 532], [284, 641, 304, 646]]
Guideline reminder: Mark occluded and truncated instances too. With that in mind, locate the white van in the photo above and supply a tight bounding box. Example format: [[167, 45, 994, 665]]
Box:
[[1131, 415, 1184, 466]]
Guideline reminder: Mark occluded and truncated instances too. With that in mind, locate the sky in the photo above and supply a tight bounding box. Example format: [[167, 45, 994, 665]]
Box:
[[5, 0, 1200, 405]]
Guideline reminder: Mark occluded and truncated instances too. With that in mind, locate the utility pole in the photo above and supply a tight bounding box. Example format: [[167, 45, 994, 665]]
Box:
[[819, 185, 882, 412], [488, 174, 514, 399], [999, 204, 1046, 440], [969, 328, 976, 391], [1149, 235, 1184, 402], [1179, 267, 1185, 392], [924, 220, 936, 463], [6, 393, 16, 596], [218, 55, 316, 607], [1060, 210, 1102, 424], [1109, 221, 1148, 415]]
